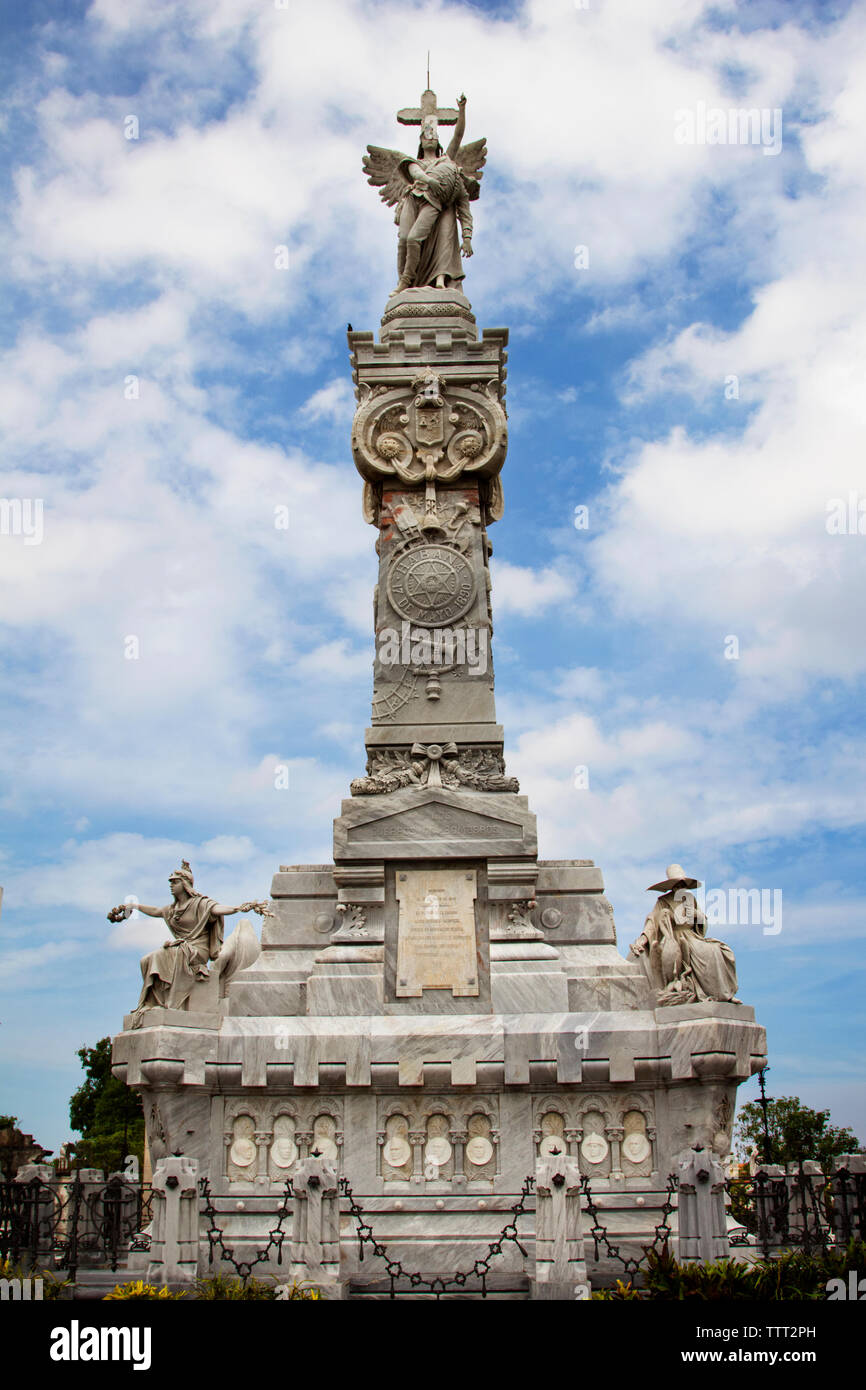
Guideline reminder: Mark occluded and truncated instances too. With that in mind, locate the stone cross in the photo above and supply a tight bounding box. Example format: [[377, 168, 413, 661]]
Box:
[[396, 88, 459, 128]]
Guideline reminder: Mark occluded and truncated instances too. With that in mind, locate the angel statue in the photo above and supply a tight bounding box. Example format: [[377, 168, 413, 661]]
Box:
[[363, 92, 486, 295], [108, 859, 273, 1027]]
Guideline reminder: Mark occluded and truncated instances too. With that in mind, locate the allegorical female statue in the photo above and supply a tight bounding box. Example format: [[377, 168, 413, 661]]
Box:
[[363, 93, 486, 295], [108, 860, 271, 1026], [628, 863, 739, 1006]]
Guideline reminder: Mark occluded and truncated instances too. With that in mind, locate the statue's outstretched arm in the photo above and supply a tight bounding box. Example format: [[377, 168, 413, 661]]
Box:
[[211, 901, 273, 918], [107, 901, 164, 922], [447, 94, 467, 159]]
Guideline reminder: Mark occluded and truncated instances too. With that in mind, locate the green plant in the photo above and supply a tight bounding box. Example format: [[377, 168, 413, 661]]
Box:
[[195, 1273, 279, 1300], [69, 1038, 144, 1172], [735, 1095, 861, 1170], [593, 1239, 866, 1300], [103, 1279, 187, 1300]]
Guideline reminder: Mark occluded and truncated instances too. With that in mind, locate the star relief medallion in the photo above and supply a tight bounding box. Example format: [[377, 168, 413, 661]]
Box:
[[387, 543, 475, 626]]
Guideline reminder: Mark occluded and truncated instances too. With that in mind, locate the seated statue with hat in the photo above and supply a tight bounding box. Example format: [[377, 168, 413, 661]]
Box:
[[629, 864, 739, 1006]]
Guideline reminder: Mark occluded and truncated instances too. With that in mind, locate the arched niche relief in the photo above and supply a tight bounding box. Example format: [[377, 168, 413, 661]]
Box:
[[578, 1108, 611, 1177], [621, 1108, 654, 1176], [268, 1111, 299, 1182], [311, 1111, 341, 1166], [423, 1108, 454, 1181], [226, 1112, 258, 1183], [465, 1110, 497, 1182], [537, 1109, 567, 1160], [381, 1112, 413, 1180]]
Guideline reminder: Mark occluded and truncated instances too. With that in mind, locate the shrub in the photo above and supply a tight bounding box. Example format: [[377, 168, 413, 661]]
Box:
[[593, 1239, 866, 1300], [103, 1279, 187, 1300], [195, 1273, 279, 1300]]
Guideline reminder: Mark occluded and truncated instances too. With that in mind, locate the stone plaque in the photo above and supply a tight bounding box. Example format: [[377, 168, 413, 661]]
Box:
[[395, 867, 479, 997]]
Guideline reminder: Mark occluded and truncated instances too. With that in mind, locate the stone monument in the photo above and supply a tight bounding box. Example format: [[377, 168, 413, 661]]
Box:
[[111, 86, 767, 1293]]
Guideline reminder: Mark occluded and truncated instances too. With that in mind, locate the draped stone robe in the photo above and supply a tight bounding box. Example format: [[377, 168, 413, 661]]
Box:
[[132, 892, 223, 1026], [631, 890, 738, 1006]]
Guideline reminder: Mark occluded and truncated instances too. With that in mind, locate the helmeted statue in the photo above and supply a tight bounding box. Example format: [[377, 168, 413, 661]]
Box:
[[628, 863, 739, 1006], [108, 860, 271, 1027], [363, 89, 486, 294]]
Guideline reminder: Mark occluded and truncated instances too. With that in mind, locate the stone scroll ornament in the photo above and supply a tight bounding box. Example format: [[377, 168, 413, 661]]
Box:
[[107, 860, 273, 1027], [350, 745, 518, 796], [352, 368, 507, 527], [363, 90, 486, 295]]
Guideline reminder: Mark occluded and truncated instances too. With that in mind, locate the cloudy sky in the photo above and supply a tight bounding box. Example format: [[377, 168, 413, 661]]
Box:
[[1, 0, 864, 1152]]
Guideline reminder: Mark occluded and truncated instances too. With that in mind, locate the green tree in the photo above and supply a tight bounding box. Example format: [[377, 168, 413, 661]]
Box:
[[68, 1038, 144, 1173], [0, 1115, 19, 1130], [735, 1094, 861, 1170]]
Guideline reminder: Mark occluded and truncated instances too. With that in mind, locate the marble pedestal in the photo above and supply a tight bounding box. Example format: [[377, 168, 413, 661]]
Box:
[[113, 789, 766, 1288]]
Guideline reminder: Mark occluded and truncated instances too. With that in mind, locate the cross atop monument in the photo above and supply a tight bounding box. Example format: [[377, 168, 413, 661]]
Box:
[[396, 88, 460, 127]]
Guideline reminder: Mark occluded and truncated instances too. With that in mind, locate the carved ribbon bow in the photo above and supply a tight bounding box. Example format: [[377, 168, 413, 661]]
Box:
[[409, 741, 458, 788]]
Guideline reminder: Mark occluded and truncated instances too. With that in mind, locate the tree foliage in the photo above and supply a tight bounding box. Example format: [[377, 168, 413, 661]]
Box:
[[734, 1094, 861, 1170], [68, 1038, 144, 1173]]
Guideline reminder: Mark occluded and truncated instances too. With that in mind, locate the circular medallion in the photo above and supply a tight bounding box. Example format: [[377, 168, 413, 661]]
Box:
[[622, 1132, 650, 1164], [540, 907, 563, 930], [539, 1134, 567, 1159], [387, 544, 475, 627], [312, 1136, 338, 1162], [230, 1138, 256, 1168], [580, 1134, 609, 1165], [465, 1136, 494, 1167], [270, 1137, 297, 1169], [383, 1136, 411, 1168], [424, 1136, 452, 1168], [313, 911, 335, 933]]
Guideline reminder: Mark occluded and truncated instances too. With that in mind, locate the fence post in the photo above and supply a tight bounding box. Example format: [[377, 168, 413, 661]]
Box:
[[532, 1153, 589, 1299], [12, 1166, 55, 1267], [786, 1161, 827, 1248], [146, 1156, 200, 1288], [287, 1156, 341, 1297], [676, 1146, 729, 1264], [751, 1163, 786, 1255], [832, 1154, 866, 1246]]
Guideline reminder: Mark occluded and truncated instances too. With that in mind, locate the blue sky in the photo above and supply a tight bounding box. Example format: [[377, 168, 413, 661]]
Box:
[[1, 0, 864, 1153]]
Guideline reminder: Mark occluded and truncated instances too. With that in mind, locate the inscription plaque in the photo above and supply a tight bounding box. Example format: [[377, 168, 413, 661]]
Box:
[[395, 867, 479, 997]]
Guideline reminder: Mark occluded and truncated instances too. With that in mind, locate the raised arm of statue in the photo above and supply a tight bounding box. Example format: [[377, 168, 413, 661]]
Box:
[[446, 94, 467, 159]]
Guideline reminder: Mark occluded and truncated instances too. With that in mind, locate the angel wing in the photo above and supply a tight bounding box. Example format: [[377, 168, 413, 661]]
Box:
[[363, 145, 412, 207], [455, 138, 487, 200]]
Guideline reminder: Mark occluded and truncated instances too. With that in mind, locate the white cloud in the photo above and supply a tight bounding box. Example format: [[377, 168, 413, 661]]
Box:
[[491, 560, 575, 616]]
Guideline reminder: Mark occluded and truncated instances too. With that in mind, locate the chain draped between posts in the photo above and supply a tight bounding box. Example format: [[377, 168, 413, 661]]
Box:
[[339, 1173, 536, 1299], [198, 1176, 294, 1281], [580, 1171, 678, 1278]]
